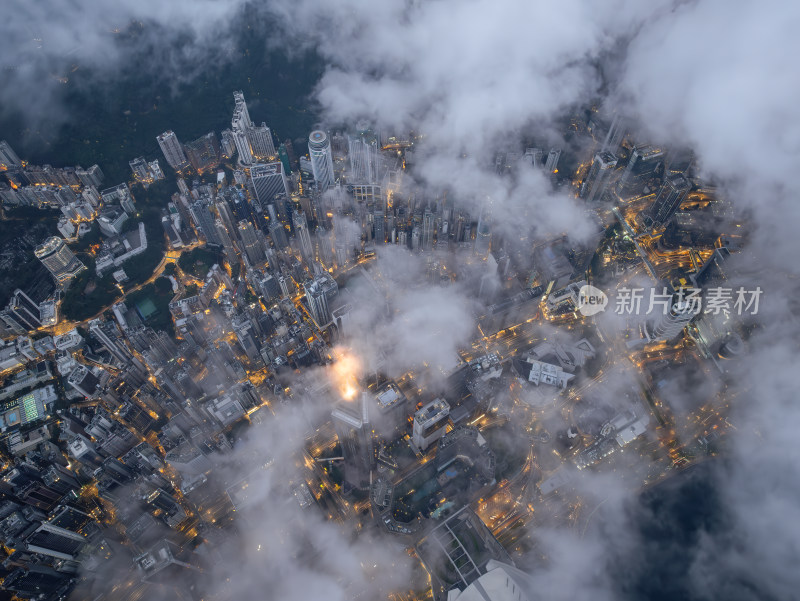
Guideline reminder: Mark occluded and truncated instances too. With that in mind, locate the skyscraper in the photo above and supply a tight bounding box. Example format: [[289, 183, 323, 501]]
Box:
[[308, 130, 335, 191], [544, 148, 561, 174], [184, 132, 221, 172], [347, 135, 380, 183], [646, 300, 697, 342], [250, 162, 290, 208], [373, 210, 385, 244], [7, 289, 41, 331], [188, 199, 221, 245], [643, 174, 691, 230], [156, 131, 189, 170], [422, 209, 435, 251], [331, 394, 374, 490], [249, 123, 276, 160], [293, 210, 314, 265], [231, 91, 255, 165], [601, 113, 629, 154], [0, 140, 22, 171], [304, 278, 330, 327], [237, 220, 265, 265], [34, 237, 86, 283], [580, 151, 618, 202], [617, 145, 664, 198]]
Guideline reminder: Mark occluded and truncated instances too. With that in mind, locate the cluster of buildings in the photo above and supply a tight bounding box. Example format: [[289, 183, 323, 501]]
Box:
[[0, 89, 759, 601]]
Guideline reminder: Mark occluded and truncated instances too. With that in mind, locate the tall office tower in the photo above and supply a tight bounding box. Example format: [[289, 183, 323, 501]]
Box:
[[601, 113, 629, 154], [422, 209, 435, 251], [189, 199, 221, 245], [331, 394, 374, 490], [277, 143, 292, 175], [250, 162, 290, 208], [215, 219, 238, 264], [23, 517, 90, 561], [184, 132, 221, 172], [269, 222, 289, 250], [256, 272, 281, 302], [215, 199, 238, 237], [617, 145, 665, 198], [7, 289, 41, 330], [293, 210, 314, 265], [308, 130, 335, 191], [220, 128, 237, 159], [646, 299, 697, 342], [3, 566, 72, 599], [249, 123, 276, 160], [580, 151, 618, 202], [34, 237, 86, 284], [373, 210, 385, 244], [474, 219, 491, 258], [666, 147, 695, 175], [238, 220, 265, 265], [89, 318, 133, 363], [304, 278, 330, 327], [231, 91, 254, 165], [156, 131, 189, 170], [523, 147, 544, 168], [347, 135, 380, 183], [75, 164, 104, 188], [0, 140, 22, 171], [412, 398, 450, 451], [134, 539, 202, 585], [447, 560, 536, 601], [372, 384, 409, 438], [544, 148, 561, 174], [643, 174, 691, 230]]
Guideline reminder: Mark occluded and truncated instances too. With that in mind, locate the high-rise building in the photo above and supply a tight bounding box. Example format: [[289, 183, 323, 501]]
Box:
[[447, 560, 536, 601], [7, 289, 41, 331], [643, 174, 691, 230], [422, 209, 435, 251], [373, 210, 385, 244], [601, 114, 629, 154], [34, 237, 86, 284], [617, 145, 665, 198], [249, 123, 276, 160], [184, 132, 221, 173], [347, 135, 380, 183], [250, 162, 290, 208], [308, 130, 335, 191], [474, 219, 491, 258], [156, 131, 188, 170], [412, 398, 450, 451], [219, 128, 237, 159], [304, 277, 330, 327], [237, 220, 265, 265], [645, 299, 697, 342], [293, 210, 314, 265], [189, 199, 221, 245], [231, 91, 255, 165], [544, 148, 561, 174], [75, 164, 104, 188], [331, 394, 374, 490], [0, 140, 22, 171], [580, 151, 618, 202], [269, 222, 289, 250]]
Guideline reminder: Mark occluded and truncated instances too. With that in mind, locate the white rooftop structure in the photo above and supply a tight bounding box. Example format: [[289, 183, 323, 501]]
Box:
[[447, 560, 536, 601]]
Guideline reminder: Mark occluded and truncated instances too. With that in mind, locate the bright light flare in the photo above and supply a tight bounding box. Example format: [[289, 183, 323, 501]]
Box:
[[330, 348, 361, 401]]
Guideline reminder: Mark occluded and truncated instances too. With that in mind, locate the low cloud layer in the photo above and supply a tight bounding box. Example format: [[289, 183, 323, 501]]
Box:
[[3, 0, 800, 599]]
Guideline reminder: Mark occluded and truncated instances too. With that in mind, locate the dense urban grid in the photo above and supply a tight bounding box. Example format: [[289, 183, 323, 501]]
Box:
[[0, 86, 759, 600], [1, 1, 798, 598]]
